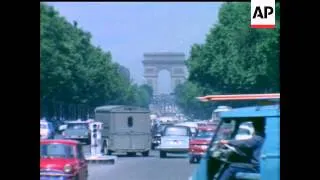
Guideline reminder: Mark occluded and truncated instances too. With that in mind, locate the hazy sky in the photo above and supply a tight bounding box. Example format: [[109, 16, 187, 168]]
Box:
[[47, 2, 222, 94]]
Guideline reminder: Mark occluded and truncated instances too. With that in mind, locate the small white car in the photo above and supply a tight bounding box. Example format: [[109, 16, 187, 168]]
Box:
[[235, 124, 254, 140], [157, 125, 192, 158]]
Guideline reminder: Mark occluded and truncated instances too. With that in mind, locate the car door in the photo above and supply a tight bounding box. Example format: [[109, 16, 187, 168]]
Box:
[[260, 117, 280, 180], [77, 144, 88, 180]]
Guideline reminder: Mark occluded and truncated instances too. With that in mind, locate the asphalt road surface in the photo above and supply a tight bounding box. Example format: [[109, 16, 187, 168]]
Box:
[[83, 146, 196, 180], [54, 136, 197, 180]]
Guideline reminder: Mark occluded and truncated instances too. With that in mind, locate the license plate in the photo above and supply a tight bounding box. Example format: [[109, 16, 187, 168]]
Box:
[[171, 141, 181, 145]]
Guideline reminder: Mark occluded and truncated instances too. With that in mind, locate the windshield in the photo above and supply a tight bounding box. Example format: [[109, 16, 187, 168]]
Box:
[[196, 130, 214, 138], [238, 128, 251, 135], [158, 125, 166, 132], [67, 123, 88, 130], [211, 120, 236, 142], [40, 124, 47, 129], [190, 127, 197, 133], [40, 143, 75, 158], [164, 127, 188, 136]]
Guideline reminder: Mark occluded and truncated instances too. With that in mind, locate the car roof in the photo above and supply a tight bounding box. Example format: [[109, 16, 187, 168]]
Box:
[[65, 121, 89, 124], [168, 125, 190, 129], [175, 122, 198, 127], [198, 126, 215, 131], [95, 105, 150, 113], [40, 139, 79, 145], [41, 121, 52, 124], [220, 105, 280, 119]]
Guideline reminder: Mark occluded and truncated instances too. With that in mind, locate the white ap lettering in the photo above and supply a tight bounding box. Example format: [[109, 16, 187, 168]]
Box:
[[253, 6, 274, 19]]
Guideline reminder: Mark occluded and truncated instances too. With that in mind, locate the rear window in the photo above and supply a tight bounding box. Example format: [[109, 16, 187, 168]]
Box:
[[164, 127, 188, 136], [196, 130, 214, 138], [67, 123, 88, 129], [158, 124, 170, 132], [41, 143, 75, 158], [190, 127, 197, 133]]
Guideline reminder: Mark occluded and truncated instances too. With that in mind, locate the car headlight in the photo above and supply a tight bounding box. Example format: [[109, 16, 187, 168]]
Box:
[[200, 145, 208, 150], [64, 164, 73, 173]]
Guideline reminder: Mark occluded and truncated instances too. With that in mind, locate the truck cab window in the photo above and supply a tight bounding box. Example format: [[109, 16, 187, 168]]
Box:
[[128, 116, 133, 127]]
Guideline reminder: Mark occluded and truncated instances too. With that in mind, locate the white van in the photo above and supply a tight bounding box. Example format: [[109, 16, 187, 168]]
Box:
[[40, 120, 55, 139], [95, 105, 151, 156]]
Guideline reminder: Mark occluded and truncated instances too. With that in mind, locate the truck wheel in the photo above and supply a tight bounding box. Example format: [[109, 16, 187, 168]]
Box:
[[142, 151, 149, 157], [107, 150, 112, 155], [86, 139, 91, 145], [160, 151, 166, 158], [127, 152, 136, 156]]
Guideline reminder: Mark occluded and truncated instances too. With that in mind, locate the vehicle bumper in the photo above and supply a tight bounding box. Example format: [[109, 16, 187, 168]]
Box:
[[40, 173, 74, 180]]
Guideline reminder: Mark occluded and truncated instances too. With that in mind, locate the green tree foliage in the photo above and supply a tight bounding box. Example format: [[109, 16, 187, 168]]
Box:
[[40, 3, 151, 118], [125, 84, 153, 108], [140, 84, 153, 98], [176, 2, 280, 117], [188, 2, 279, 94], [175, 82, 212, 119]]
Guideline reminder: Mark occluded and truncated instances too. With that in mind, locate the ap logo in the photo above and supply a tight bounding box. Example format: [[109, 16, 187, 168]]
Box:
[[251, 0, 276, 29]]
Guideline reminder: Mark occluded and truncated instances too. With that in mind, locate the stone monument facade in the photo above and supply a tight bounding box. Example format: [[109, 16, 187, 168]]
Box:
[[142, 52, 188, 95]]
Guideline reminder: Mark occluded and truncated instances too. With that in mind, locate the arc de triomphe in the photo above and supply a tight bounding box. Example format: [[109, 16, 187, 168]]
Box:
[[142, 52, 188, 95]]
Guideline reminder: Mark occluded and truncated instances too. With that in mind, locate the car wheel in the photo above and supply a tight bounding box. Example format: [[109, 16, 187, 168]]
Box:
[[142, 151, 149, 157], [189, 157, 195, 164], [160, 151, 166, 158], [74, 175, 79, 180], [85, 169, 89, 180]]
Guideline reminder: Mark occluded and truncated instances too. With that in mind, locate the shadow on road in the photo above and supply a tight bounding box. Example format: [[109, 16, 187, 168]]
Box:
[[112, 153, 157, 158], [115, 154, 157, 158], [161, 154, 188, 159]]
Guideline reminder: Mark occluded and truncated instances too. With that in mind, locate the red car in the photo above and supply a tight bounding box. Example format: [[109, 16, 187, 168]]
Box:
[[40, 139, 88, 180], [189, 126, 216, 164]]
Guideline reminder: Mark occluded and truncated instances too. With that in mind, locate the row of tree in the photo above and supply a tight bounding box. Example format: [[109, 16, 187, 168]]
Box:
[[40, 3, 152, 119], [175, 2, 280, 119]]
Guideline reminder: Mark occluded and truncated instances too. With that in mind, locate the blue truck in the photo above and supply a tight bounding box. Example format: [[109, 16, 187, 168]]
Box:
[[189, 93, 280, 180]]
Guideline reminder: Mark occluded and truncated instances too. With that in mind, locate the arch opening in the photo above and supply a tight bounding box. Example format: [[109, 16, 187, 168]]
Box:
[[157, 69, 171, 95]]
